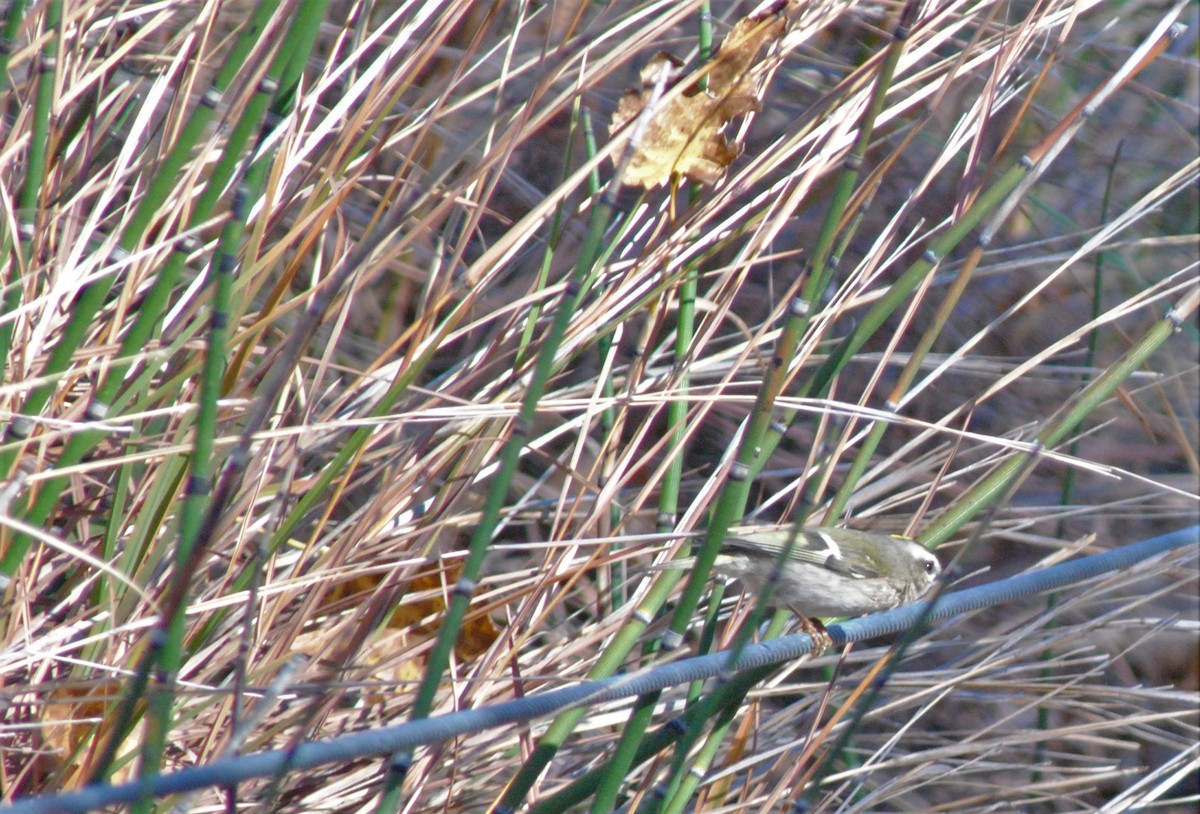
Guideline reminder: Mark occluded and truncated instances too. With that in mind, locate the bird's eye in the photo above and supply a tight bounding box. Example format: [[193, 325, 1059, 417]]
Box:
[[924, 559, 938, 575]]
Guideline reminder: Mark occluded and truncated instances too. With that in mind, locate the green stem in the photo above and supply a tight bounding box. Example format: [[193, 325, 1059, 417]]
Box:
[[922, 286, 1199, 549]]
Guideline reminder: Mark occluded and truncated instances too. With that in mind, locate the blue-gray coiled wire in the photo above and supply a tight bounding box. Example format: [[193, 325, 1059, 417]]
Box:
[[6, 526, 1196, 814]]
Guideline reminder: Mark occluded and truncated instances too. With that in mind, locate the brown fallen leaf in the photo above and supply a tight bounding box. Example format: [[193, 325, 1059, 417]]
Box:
[[293, 564, 500, 683], [385, 568, 500, 662], [38, 678, 140, 789], [610, 7, 788, 189]]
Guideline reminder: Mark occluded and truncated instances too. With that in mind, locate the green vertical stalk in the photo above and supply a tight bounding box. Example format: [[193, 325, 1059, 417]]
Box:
[[0, 0, 284, 580], [742, 3, 928, 489], [5, 0, 128, 442], [0, 0, 30, 372], [659, 0, 920, 660], [653, 534, 796, 811], [380, 209, 616, 809], [509, 8, 735, 805], [823, 244, 984, 526], [586, 101, 629, 552], [592, 135, 706, 814], [517, 102, 592, 369], [114, 0, 281, 344], [1033, 150, 1120, 780], [528, 665, 773, 814], [15, 0, 58, 239], [85, 2, 329, 785], [500, 8, 922, 807], [442, 37, 746, 810], [375, 116, 631, 813], [921, 286, 1199, 549], [0, 0, 59, 393], [819, 46, 1065, 526], [169, 0, 329, 579], [589, 691, 657, 814], [0, 0, 27, 90], [697, 2, 713, 65], [796, 1, 918, 332], [130, 180, 249, 814], [656, 689, 744, 814], [0, 249, 22, 394], [492, 311, 685, 811], [753, 157, 1028, 492], [816, 17, 1181, 531]]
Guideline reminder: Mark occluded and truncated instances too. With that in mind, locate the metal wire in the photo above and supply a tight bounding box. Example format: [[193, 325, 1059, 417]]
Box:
[[8, 526, 1196, 814]]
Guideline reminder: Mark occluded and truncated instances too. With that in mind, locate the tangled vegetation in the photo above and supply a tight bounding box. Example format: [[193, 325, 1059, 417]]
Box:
[[0, 0, 1196, 811]]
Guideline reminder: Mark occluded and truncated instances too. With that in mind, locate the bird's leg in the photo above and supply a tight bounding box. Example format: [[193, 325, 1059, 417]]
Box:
[[797, 614, 833, 657]]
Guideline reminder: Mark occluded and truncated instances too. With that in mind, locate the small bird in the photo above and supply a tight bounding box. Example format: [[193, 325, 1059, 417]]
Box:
[[659, 527, 941, 619]]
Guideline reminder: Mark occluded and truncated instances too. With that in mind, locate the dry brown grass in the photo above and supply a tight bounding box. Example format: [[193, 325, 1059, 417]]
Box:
[[0, 0, 1196, 811]]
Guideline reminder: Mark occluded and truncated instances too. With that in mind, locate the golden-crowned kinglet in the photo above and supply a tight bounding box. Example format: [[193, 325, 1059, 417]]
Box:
[[663, 528, 941, 619]]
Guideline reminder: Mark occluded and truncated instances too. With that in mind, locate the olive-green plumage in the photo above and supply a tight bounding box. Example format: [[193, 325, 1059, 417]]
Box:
[[660, 528, 941, 618]]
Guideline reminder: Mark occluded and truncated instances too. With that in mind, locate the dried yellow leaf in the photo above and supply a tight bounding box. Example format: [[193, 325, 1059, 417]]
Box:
[[294, 566, 499, 669], [610, 7, 788, 189]]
